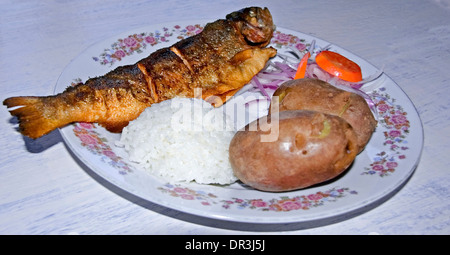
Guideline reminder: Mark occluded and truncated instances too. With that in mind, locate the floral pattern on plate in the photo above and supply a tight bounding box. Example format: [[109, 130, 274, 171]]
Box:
[[158, 183, 357, 212], [364, 88, 410, 176], [271, 30, 309, 51], [93, 24, 203, 66], [59, 24, 421, 219], [222, 187, 357, 211], [73, 122, 132, 174]]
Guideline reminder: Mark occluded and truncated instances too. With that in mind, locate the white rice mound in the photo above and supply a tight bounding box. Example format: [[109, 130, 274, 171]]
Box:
[[118, 97, 238, 185]]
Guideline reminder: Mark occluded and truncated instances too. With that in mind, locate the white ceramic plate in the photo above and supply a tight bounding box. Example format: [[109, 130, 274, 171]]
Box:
[[57, 21, 423, 224]]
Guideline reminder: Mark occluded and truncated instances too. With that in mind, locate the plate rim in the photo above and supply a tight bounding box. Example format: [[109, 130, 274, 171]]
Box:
[[57, 21, 424, 224]]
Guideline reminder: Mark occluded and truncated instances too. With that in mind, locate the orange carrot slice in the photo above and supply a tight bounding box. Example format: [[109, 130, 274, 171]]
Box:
[[294, 52, 310, 79]]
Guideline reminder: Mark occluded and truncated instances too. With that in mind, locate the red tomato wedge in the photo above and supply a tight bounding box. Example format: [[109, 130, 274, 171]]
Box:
[[315, 51, 362, 82]]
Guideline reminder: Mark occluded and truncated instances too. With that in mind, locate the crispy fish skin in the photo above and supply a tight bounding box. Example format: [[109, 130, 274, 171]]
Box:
[[4, 7, 277, 139]]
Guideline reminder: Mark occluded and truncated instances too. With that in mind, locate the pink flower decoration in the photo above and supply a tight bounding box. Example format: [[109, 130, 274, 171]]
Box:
[[391, 114, 407, 124], [251, 200, 268, 208], [386, 161, 398, 169], [389, 130, 402, 137], [78, 133, 97, 145], [378, 103, 390, 112], [307, 193, 323, 201], [79, 122, 94, 129], [280, 200, 303, 211], [372, 164, 384, 171], [145, 36, 156, 44], [274, 32, 291, 43], [123, 37, 137, 47], [295, 42, 306, 51], [103, 150, 116, 158], [173, 187, 187, 193], [114, 50, 126, 58], [180, 194, 194, 200]]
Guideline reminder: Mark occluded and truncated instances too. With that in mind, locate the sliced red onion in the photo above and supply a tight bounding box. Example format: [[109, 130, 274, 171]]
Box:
[[256, 73, 292, 81], [250, 76, 271, 100]]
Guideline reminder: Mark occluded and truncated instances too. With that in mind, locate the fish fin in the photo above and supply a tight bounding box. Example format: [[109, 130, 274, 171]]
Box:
[[203, 88, 240, 107], [221, 47, 277, 87], [98, 121, 129, 133], [3, 96, 62, 139]]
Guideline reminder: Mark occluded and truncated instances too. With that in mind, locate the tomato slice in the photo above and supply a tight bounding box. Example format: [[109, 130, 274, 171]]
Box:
[[315, 51, 362, 82]]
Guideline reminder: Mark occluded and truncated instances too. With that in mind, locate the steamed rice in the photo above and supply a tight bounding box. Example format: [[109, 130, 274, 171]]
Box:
[[118, 98, 237, 185]]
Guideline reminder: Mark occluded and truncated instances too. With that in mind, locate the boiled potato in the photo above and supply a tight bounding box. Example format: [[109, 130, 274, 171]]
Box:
[[229, 110, 359, 192], [270, 78, 377, 153]]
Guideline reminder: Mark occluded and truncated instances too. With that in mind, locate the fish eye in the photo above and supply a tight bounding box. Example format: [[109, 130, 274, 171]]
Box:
[[249, 10, 256, 17]]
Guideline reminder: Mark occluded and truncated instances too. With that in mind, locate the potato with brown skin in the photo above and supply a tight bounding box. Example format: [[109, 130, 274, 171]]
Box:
[[229, 110, 359, 192], [270, 78, 377, 153]]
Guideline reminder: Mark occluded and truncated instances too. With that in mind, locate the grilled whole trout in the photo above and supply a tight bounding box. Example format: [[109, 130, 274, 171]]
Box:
[[4, 7, 277, 139]]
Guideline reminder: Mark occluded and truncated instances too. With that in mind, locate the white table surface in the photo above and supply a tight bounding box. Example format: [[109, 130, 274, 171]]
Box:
[[1, 0, 449, 235]]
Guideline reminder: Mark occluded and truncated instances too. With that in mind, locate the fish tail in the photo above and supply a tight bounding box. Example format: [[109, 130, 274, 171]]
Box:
[[4, 84, 106, 138], [3, 96, 66, 139]]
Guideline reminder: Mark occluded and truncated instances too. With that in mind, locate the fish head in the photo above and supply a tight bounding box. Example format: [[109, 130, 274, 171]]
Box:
[[226, 7, 275, 47]]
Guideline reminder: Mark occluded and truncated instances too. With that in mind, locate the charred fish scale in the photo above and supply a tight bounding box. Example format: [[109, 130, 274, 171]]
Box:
[[4, 6, 276, 139]]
